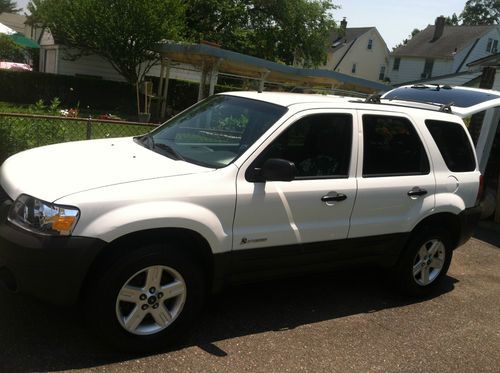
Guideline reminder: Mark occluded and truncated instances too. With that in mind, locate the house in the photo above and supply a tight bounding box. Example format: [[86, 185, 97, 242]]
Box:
[[0, 12, 41, 42], [322, 18, 390, 83], [388, 16, 500, 85], [38, 29, 202, 82]]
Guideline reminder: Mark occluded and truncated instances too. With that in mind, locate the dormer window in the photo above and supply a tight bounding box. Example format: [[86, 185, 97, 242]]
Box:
[[367, 39, 373, 50], [486, 38, 498, 53]]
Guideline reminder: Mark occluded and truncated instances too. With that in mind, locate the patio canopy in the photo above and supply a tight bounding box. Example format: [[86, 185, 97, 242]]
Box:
[[152, 42, 391, 118], [154, 42, 389, 91]]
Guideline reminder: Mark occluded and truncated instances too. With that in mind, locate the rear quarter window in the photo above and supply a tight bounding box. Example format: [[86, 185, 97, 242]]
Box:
[[425, 120, 476, 172]]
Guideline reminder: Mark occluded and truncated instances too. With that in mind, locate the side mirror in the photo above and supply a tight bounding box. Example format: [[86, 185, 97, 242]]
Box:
[[260, 158, 296, 182]]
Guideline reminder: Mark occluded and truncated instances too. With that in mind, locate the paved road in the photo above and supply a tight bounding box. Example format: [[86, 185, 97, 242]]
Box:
[[0, 232, 499, 373]]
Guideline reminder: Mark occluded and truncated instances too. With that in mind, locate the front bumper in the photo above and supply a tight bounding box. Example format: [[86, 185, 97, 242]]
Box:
[[457, 205, 482, 247], [0, 199, 106, 306]]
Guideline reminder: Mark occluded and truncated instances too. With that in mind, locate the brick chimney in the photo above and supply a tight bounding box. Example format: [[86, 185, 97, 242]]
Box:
[[432, 16, 445, 42], [340, 17, 347, 30]]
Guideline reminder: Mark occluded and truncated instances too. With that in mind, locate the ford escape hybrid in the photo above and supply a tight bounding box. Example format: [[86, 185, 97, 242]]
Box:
[[0, 87, 488, 351]]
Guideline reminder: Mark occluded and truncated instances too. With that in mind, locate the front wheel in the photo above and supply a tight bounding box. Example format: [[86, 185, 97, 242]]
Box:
[[397, 230, 453, 296], [84, 244, 205, 352]]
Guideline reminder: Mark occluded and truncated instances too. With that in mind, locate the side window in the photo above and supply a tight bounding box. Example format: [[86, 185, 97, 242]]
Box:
[[363, 115, 430, 177], [262, 114, 353, 179], [393, 57, 401, 71], [425, 120, 476, 172]]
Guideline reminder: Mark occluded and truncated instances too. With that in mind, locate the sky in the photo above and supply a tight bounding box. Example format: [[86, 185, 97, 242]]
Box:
[[15, 0, 467, 49]]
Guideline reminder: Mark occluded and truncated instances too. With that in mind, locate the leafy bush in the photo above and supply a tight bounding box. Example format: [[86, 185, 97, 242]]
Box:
[[0, 34, 27, 63], [0, 69, 137, 113]]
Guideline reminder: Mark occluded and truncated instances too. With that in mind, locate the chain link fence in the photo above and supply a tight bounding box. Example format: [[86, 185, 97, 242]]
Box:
[[0, 113, 158, 164]]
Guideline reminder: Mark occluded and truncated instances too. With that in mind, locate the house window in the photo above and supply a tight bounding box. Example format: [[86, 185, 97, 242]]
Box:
[[486, 38, 498, 53], [393, 57, 401, 71], [367, 39, 373, 50], [379, 65, 386, 81], [421, 59, 434, 79], [352, 63, 357, 73]]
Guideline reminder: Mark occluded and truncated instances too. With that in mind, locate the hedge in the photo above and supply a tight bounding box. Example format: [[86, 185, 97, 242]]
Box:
[[0, 70, 242, 117], [0, 69, 137, 113]]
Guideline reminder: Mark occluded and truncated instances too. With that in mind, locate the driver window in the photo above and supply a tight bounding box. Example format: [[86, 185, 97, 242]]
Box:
[[263, 113, 353, 179]]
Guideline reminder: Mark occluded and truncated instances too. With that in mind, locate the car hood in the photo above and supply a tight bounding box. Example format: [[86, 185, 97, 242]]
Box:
[[0, 137, 211, 202]]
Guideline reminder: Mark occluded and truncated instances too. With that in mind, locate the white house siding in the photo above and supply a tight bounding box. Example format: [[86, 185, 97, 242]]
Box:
[[57, 50, 125, 81], [389, 57, 453, 85], [388, 57, 424, 84], [40, 47, 202, 83], [325, 28, 389, 83], [433, 59, 454, 76], [453, 28, 500, 72], [148, 63, 201, 83]]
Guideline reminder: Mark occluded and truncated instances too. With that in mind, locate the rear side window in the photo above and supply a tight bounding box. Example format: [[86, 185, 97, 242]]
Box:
[[363, 115, 430, 177], [425, 120, 476, 172]]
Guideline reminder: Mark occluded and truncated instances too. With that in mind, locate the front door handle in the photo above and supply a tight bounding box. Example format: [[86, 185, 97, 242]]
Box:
[[407, 187, 428, 197], [321, 192, 347, 202]]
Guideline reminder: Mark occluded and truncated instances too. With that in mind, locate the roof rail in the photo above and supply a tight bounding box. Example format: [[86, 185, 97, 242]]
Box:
[[365, 94, 381, 103], [350, 95, 455, 114]]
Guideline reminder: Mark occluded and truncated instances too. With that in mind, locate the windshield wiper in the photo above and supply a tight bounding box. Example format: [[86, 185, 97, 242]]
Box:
[[136, 134, 185, 161], [153, 142, 185, 161]]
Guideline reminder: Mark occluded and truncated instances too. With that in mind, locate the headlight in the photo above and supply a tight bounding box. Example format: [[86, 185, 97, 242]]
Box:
[[8, 194, 80, 236]]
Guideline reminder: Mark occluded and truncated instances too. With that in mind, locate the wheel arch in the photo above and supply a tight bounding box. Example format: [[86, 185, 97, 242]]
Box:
[[410, 212, 461, 249], [79, 227, 215, 302]]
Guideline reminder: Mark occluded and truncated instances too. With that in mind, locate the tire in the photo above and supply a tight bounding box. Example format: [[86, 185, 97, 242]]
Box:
[[396, 229, 453, 297], [83, 243, 205, 352]]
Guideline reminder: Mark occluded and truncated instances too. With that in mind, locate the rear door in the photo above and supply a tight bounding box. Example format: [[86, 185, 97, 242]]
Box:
[[349, 111, 436, 238]]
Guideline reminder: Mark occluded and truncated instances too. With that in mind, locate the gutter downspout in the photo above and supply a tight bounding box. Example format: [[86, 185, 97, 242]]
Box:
[[456, 38, 480, 73]]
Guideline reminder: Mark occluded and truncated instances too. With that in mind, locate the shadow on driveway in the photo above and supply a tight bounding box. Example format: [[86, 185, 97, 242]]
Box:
[[0, 268, 457, 372]]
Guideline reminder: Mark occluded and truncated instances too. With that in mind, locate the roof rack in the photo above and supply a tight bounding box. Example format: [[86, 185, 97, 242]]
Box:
[[410, 83, 452, 91], [350, 95, 455, 114]]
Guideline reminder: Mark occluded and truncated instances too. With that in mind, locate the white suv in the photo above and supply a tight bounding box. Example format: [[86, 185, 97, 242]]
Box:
[[0, 88, 487, 351]]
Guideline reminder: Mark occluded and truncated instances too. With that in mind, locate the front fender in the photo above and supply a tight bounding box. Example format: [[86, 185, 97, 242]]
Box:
[[74, 201, 231, 254]]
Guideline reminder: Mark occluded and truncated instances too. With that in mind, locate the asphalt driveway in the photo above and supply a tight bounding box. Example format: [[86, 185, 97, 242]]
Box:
[[0, 229, 498, 373]]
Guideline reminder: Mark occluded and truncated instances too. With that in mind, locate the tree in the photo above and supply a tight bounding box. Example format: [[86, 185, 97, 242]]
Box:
[[185, 0, 338, 67], [0, 0, 19, 14], [445, 13, 460, 25], [0, 34, 26, 62], [460, 0, 500, 25], [393, 28, 420, 50], [30, 0, 186, 85]]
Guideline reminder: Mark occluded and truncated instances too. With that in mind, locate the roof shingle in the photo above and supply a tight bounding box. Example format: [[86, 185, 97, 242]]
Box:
[[329, 27, 373, 51], [392, 25, 495, 59]]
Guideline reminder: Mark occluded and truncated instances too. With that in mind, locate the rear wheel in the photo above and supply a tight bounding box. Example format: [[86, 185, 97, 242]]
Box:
[[84, 243, 204, 352], [397, 230, 453, 296]]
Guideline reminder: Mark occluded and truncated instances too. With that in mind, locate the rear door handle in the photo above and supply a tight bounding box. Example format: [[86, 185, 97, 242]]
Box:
[[407, 187, 428, 197], [321, 192, 347, 202]]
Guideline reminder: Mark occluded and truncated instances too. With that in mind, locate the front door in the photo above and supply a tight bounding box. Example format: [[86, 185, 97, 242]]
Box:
[[232, 111, 357, 269]]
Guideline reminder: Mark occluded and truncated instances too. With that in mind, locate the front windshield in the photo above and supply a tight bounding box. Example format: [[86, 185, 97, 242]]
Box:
[[144, 95, 288, 168]]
